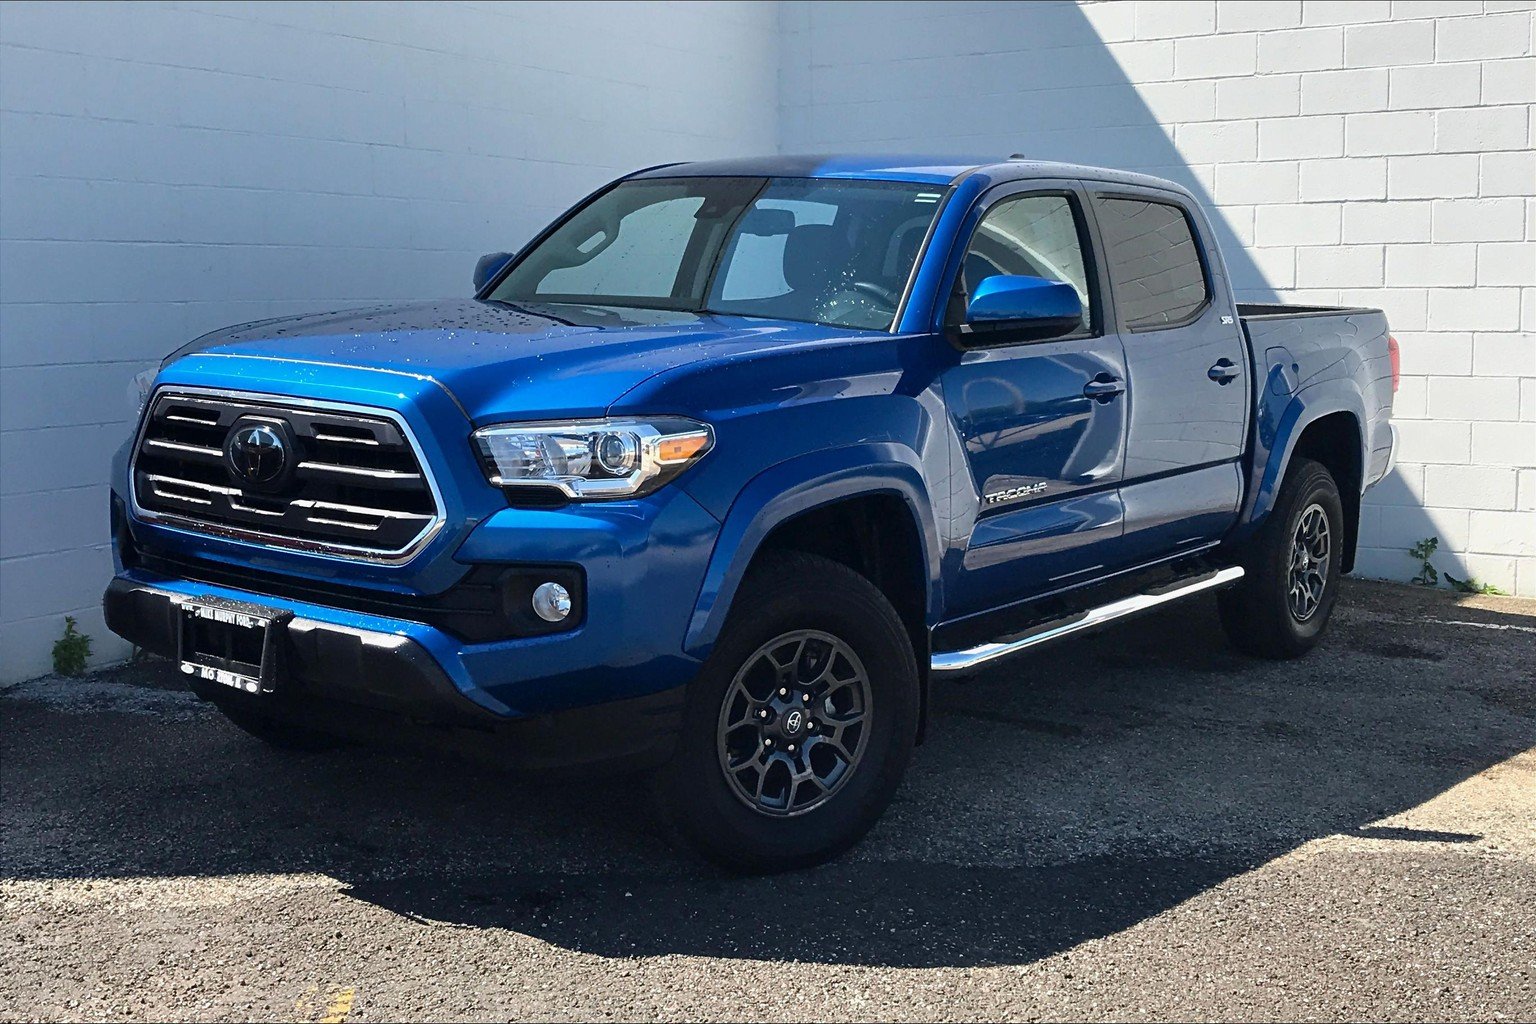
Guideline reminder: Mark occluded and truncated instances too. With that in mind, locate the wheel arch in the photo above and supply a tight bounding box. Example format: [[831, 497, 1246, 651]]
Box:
[[1244, 382, 1367, 572], [683, 446, 942, 737], [1290, 411, 1364, 572], [685, 445, 941, 655]]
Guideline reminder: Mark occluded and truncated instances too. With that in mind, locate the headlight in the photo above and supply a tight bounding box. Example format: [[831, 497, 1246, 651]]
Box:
[[472, 417, 713, 500], [127, 368, 157, 420]]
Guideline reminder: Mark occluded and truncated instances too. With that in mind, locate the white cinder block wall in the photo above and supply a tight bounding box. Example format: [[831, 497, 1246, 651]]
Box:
[[1, 1, 1532, 681], [0, 1, 779, 680], [783, 0, 1536, 594]]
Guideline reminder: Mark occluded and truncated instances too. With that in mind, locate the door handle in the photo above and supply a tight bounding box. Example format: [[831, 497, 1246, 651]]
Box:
[[1208, 358, 1241, 385], [1083, 374, 1125, 402]]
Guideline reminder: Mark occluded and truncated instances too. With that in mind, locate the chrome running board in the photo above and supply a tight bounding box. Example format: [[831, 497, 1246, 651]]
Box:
[[930, 566, 1245, 674]]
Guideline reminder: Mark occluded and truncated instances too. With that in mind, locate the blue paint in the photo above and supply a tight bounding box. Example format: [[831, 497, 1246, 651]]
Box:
[[967, 274, 1083, 325], [107, 158, 1395, 731], [472, 252, 516, 292]]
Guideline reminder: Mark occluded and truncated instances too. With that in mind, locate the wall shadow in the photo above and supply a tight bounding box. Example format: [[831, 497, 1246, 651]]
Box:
[[781, 1, 1281, 302], [1359, 470, 1515, 593], [4, 582, 1532, 969]]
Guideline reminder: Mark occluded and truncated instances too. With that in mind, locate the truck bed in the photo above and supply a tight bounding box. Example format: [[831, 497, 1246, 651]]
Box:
[[1236, 302, 1381, 320], [1236, 300, 1396, 509]]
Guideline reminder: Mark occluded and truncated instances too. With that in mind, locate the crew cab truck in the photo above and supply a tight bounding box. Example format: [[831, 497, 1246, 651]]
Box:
[[104, 157, 1397, 872]]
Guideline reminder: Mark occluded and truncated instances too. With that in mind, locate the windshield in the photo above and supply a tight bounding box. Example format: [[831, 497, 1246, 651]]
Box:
[[488, 176, 947, 330]]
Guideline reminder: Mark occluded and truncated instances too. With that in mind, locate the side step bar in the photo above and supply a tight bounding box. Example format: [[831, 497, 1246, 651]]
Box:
[[930, 566, 1245, 674]]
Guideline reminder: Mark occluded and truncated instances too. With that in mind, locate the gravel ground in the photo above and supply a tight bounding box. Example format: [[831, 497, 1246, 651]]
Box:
[[2, 579, 1533, 1022]]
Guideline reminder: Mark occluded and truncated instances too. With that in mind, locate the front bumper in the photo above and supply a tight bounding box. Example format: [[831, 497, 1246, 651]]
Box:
[[107, 361, 724, 762], [110, 462, 721, 715], [104, 577, 687, 771], [105, 577, 475, 723]]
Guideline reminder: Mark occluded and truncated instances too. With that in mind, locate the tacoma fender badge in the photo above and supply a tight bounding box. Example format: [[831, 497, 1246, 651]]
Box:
[[985, 481, 1048, 505]]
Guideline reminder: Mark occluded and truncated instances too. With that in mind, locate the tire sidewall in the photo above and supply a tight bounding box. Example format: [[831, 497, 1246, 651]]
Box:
[[1265, 462, 1344, 644], [665, 558, 918, 870]]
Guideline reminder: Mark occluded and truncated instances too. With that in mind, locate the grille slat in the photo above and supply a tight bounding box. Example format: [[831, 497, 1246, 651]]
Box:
[[295, 461, 424, 487], [132, 391, 444, 561], [143, 438, 225, 461]]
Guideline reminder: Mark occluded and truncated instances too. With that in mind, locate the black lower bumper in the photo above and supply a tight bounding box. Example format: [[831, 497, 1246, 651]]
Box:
[[103, 577, 685, 773]]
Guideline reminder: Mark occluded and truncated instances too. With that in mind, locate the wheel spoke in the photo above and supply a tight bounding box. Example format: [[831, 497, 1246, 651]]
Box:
[[787, 768, 823, 811], [778, 640, 804, 686], [791, 640, 823, 687], [715, 628, 872, 818], [818, 728, 856, 765], [1286, 503, 1333, 623]]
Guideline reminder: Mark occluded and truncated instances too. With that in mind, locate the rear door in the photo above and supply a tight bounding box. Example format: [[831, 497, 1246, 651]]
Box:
[[1082, 183, 1249, 562], [938, 181, 1130, 618]]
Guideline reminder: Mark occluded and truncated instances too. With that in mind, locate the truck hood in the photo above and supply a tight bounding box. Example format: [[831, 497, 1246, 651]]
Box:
[[167, 299, 868, 423]]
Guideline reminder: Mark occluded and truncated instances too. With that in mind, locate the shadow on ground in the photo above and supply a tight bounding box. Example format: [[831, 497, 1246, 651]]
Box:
[[3, 580, 1532, 969]]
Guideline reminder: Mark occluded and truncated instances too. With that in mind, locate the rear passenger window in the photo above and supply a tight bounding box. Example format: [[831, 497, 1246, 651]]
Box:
[[1093, 197, 1208, 329]]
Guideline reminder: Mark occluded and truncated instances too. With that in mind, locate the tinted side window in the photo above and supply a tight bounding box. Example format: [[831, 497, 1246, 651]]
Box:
[[1093, 197, 1208, 329], [954, 193, 1093, 330]]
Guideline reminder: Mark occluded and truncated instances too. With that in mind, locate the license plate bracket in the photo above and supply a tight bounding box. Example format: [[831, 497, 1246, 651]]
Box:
[[177, 596, 291, 695]]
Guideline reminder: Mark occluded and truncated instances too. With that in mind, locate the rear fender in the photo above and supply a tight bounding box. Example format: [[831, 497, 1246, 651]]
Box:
[[1236, 377, 1367, 541]]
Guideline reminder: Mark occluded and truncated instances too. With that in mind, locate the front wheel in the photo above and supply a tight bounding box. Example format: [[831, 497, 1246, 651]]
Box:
[[1219, 457, 1344, 659], [658, 552, 919, 873]]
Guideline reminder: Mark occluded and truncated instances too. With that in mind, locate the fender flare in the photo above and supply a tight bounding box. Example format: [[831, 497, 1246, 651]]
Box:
[[1240, 377, 1368, 537], [682, 444, 943, 661]]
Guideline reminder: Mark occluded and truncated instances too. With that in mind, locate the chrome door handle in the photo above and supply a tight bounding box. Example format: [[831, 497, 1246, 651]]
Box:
[[1208, 358, 1240, 384], [1083, 375, 1126, 402]]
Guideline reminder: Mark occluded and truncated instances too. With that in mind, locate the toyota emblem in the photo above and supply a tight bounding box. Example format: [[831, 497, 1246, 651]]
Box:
[[226, 424, 288, 486]]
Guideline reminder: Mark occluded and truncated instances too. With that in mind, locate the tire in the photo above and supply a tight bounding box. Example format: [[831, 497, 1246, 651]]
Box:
[[658, 551, 919, 873], [1219, 457, 1344, 660], [214, 701, 344, 752]]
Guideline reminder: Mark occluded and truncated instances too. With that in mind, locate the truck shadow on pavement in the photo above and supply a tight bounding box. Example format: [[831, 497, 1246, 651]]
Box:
[[4, 582, 1533, 969]]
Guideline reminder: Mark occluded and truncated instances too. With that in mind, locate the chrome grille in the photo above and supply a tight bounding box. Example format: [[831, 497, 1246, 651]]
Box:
[[131, 390, 444, 561]]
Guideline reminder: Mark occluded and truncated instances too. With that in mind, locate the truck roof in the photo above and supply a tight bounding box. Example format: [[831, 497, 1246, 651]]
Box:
[[632, 155, 1191, 194]]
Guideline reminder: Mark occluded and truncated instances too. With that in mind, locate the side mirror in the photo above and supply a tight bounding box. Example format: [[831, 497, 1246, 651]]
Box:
[[961, 275, 1083, 344], [473, 251, 516, 293]]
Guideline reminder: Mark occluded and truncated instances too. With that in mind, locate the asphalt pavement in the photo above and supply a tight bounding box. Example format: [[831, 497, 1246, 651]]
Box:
[[3, 579, 1533, 1022]]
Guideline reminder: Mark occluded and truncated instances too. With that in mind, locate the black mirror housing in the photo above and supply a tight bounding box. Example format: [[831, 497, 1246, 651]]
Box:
[[474, 252, 517, 294]]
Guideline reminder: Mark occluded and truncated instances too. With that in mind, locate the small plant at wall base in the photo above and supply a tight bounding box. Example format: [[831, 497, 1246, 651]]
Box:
[[1445, 573, 1508, 597], [52, 616, 92, 676], [1405, 538, 1509, 596], [1408, 537, 1439, 586]]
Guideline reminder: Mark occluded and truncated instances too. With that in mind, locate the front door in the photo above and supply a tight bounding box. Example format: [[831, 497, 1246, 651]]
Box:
[[938, 184, 1129, 618]]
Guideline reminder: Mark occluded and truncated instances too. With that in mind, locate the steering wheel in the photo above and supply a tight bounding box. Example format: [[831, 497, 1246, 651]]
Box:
[[850, 281, 901, 308]]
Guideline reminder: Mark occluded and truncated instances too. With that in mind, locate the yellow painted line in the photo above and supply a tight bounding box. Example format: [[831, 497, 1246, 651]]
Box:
[[318, 986, 356, 1024], [294, 983, 355, 1024], [294, 983, 319, 1020]]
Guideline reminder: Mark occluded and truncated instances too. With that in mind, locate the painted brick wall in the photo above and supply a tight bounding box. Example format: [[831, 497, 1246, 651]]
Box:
[[0, 0, 778, 680], [2, 0, 1532, 682], [782, 0, 1536, 594]]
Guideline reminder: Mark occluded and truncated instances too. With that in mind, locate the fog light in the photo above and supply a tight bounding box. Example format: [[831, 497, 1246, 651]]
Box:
[[531, 581, 572, 622]]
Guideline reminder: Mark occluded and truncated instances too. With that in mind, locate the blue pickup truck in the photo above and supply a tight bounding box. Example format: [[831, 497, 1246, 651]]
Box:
[[105, 156, 1397, 871]]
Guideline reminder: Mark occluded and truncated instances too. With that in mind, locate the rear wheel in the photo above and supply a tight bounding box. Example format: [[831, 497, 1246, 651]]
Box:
[[1219, 457, 1344, 659], [658, 552, 919, 873]]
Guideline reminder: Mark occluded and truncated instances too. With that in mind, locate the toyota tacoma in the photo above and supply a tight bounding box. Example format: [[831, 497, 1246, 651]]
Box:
[[105, 156, 1398, 871]]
